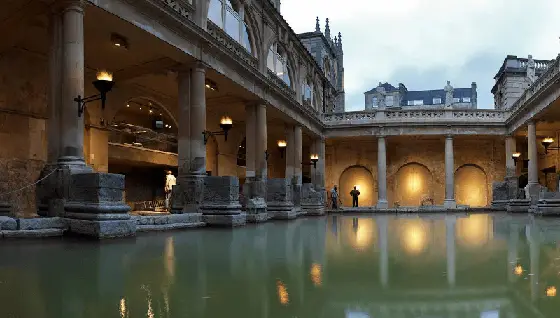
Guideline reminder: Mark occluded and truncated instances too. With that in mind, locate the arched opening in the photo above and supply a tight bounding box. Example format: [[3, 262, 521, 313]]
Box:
[[395, 163, 433, 207], [338, 165, 376, 207], [206, 135, 219, 176], [208, 0, 254, 54], [455, 164, 488, 207], [267, 43, 292, 87], [302, 77, 313, 105], [236, 137, 246, 167]]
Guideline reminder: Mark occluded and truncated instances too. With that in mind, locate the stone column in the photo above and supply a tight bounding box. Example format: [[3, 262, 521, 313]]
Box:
[[285, 125, 295, 181], [526, 121, 540, 204], [292, 126, 303, 212], [47, 10, 62, 165], [245, 104, 256, 179], [174, 63, 206, 213], [58, 1, 86, 166], [527, 121, 538, 185], [317, 138, 326, 191], [444, 135, 456, 208], [376, 136, 388, 209], [256, 104, 268, 182], [505, 136, 517, 177]]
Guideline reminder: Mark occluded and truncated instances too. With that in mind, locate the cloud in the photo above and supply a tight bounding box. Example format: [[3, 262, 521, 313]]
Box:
[[281, 0, 560, 111]]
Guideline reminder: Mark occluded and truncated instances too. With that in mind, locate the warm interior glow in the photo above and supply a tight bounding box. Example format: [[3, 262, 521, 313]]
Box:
[[354, 185, 360, 191], [310, 154, 319, 160], [164, 237, 175, 281], [512, 152, 521, 158], [276, 281, 289, 305], [543, 137, 554, 144], [354, 218, 374, 250], [277, 140, 287, 148], [396, 163, 432, 206], [401, 220, 427, 255], [455, 165, 488, 207], [546, 286, 557, 297], [220, 116, 233, 125], [339, 166, 375, 207], [96, 70, 113, 81], [310, 263, 322, 286], [514, 264, 523, 276]]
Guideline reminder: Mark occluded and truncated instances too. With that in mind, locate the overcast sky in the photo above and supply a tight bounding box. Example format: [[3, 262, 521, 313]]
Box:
[[281, 0, 560, 111]]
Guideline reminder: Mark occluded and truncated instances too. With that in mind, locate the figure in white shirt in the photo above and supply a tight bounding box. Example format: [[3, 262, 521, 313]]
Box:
[[165, 170, 176, 212]]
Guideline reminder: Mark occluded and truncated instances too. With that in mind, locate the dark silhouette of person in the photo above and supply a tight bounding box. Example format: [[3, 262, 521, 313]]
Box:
[[350, 186, 360, 207]]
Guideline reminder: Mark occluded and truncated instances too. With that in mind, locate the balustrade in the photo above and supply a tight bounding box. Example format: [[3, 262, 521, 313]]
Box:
[[108, 123, 178, 153]]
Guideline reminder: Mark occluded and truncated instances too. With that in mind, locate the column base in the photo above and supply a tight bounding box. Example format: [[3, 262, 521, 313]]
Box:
[[376, 200, 389, 210], [246, 197, 268, 223], [171, 174, 205, 214], [301, 183, 325, 216], [444, 199, 457, 209], [202, 214, 246, 227], [525, 183, 543, 205], [507, 199, 531, 213], [200, 176, 246, 227], [65, 218, 136, 239]]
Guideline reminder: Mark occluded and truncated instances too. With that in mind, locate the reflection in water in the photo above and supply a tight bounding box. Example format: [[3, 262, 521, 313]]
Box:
[[119, 298, 127, 318], [276, 280, 289, 305], [310, 263, 322, 286], [2, 214, 560, 317], [457, 214, 492, 247], [401, 220, 427, 255]]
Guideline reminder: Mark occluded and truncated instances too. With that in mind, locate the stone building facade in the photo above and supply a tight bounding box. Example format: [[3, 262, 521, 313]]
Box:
[[1, 0, 560, 238]]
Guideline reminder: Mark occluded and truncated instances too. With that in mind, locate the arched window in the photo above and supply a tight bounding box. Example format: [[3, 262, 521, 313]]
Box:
[[267, 44, 291, 86], [208, 0, 252, 53], [302, 77, 313, 104]]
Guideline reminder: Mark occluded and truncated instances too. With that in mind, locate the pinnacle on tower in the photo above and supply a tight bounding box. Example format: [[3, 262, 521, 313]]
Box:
[[315, 16, 320, 32], [338, 32, 342, 50], [325, 18, 331, 38]]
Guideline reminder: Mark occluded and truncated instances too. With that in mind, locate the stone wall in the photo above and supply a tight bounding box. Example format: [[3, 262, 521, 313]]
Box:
[[0, 49, 48, 216], [326, 136, 505, 207]]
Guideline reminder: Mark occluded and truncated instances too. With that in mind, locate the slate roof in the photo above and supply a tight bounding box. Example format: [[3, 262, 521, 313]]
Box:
[[403, 88, 473, 105], [364, 82, 398, 94]]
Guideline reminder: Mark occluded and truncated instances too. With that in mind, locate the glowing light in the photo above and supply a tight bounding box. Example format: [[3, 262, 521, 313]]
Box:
[[220, 116, 233, 125], [277, 140, 287, 148], [96, 70, 113, 82], [310, 263, 322, 286], [546, 286, 557, 297], [276, 280, 289, 305], [457, 214, 491, 247], [310, 154, 319, 160], [126, 104, 130, 107], [349, 218, 374, 250], [139, 107, 142, 110], [354, 185, 360, 191], [119, 298, 127, 318], [512, 152, 521, 158], [514, 264, 523, 276], [543, 137, 554, 144], [149, 109, 153, 114], [402, 221, 426, 255]]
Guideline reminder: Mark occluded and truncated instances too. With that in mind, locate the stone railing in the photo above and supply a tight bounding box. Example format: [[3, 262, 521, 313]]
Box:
[[206, 21, 259, 70], [507, 55, 560, 120], [108, 123, 178, 153], [323, 108, 506, 126]]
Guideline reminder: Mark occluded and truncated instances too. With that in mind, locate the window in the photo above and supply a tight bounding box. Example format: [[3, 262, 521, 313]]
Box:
[[386, 95, 394, 107], [208, 0, 252, 53], [453, 97, 460, 103], [463, 97, 471, 103], [372, 97, 378, 107], [433, 97, 442, 104], [302, 79, 313, 103], [267, 45, 291, 86], [407, 100, 414, 106], [413, 100, 424, 105]]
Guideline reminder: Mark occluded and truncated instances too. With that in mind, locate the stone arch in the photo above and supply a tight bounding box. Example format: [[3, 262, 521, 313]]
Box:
[[454, 164, 488, 207], [267, 42, 294, 88], [338, 165, 376, 207], [206, 134, 219, 176], [241, 4, 261, 58], [109, 96, 178, 127], [394, 162, 434, 207]]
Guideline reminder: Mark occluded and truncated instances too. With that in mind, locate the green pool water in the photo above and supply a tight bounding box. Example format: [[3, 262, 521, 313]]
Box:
[[1, 213, 559, 317]]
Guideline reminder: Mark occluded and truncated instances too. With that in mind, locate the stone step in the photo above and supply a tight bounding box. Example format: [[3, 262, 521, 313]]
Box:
[[1, 228, 64, 238], [136, 222, 205, 232]]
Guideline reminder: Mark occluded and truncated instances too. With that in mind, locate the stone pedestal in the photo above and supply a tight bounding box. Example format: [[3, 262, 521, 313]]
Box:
[[200, 176, 246, 226], [64, 172, 135, 239], [525, 183, 544, 205], [267, 178, 296, 219], [170, 175, 205, 214], [301, 183, 325, 216], [243, 177, 267, 222], [291, 178, 302, 214], [536, 192, 560, 216], [507, 199, 531, 213], [246, 197, 268, 223]]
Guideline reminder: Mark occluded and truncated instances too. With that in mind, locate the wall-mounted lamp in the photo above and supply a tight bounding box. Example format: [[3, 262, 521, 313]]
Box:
[[277, 140, 287, 158], [76, 71, 115, 117], [203, 116, 233, 144], [205, 79, 218, 91], [542, 137, 555, 154], [310, 154, 319, 168], [111, 33, 129, 49], [512, 152, 521, 165]]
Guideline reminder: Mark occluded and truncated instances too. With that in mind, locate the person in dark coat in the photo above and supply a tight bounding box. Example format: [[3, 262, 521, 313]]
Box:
[[350, 186, 360, 207]]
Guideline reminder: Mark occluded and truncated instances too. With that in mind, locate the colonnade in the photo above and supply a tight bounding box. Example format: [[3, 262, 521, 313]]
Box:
[[44, 0, 326, 216], [373, 135, 457, 209]]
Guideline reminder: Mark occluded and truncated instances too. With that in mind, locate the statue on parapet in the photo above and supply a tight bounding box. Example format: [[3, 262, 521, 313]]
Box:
[[527, 54, 537, 84], [444, 80, 454, 107]]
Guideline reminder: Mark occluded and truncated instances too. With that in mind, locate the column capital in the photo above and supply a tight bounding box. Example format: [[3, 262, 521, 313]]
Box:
[[52, 0, 86, 14], [445, 134, 454, 140]]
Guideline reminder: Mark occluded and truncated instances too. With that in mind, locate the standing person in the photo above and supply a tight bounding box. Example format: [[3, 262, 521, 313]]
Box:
[[164, 170, 176, 212], [350, 186, 360, 208], [330, 185, 339, 210]]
